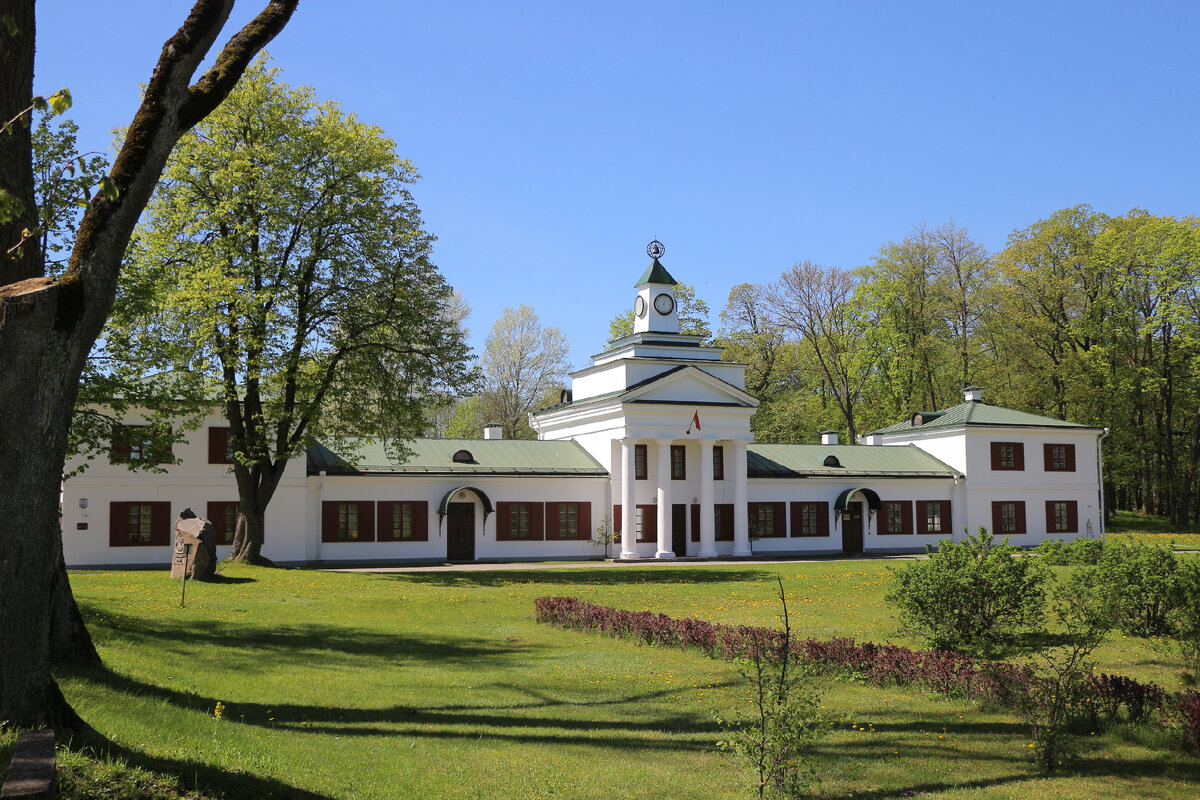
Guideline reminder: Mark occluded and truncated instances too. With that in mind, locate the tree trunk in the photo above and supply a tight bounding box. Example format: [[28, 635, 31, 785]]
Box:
[[228, 505, 270, 564], [226, 458, 286, 565], [49, 536, 101, 666]]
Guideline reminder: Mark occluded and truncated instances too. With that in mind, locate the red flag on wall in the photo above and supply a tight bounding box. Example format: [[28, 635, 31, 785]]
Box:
[[692, 411, 701, 431]]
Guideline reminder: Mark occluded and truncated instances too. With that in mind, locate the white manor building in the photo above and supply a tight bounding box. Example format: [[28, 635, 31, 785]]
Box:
[[61, 255, 1107, 568]]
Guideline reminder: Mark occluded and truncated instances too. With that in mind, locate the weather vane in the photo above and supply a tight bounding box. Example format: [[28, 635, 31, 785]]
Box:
[[646, 239, 666, 259]]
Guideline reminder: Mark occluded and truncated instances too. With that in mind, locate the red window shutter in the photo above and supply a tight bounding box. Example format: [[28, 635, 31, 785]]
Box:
[[1066, 445, 1076, 472], [639, 505, 657, 543], [789, 502, 802, 536], [901, 500, 913, 535], [109, 502, 129, 547], [321, 501, 340, 543], [496, 502, 512, 540], [1013, 443, 1025, 471], [1044, 500, 1055, 533], [772, 502, 786, 537], [359, 501, 376, 541], [1014, 502, 1027, 534], [1043, 444, 1054, 472], [530, 502, 545, 541], [939, 501, 951, 533], [747, 503, 759, 535], [377, 502, 395, 540], [209, 428, 230, 464], [1066, 501, 1078, 533], [207, 501, 238, 544], [577, 502, 591, 541], [412, 502, 429, 541], [991, 502, 1003, 535], [817, 502, 830, 537], [916, 502, 929, 535], [544, 502, 560, 539], [690, 504, 700, 542], [718, 504, 734, 541], [990, 442, 1002, 470], [613, 505, 622, 536], [150, 502, 172, 546]]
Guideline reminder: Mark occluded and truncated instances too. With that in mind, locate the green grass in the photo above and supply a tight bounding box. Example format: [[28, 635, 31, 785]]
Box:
[[1107, 509, 1200, 537], [48, 561, 1200, 799]]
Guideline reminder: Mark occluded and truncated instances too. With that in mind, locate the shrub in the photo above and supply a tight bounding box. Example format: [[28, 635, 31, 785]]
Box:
[[1093, 543, 1185, 636], [1067, 537, 1104, 565], [886, 528, 1050, 654], [1034, 538, 1070, 565], [1171, 557, 1200, 683], [1177, 691, 1200, 755]]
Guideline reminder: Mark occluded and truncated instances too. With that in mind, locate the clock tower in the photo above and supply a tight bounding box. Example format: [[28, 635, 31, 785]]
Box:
[[633, 240, 679, 334]]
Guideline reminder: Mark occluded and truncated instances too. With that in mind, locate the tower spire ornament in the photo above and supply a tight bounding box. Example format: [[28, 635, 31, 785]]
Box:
[[646, 239, 666, 260]]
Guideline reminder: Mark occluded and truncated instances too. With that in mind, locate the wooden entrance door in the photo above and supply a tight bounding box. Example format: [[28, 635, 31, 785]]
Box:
[[446, 502, 475, 561], [672, 504, 687, 556], [841, 505, 863, 555]]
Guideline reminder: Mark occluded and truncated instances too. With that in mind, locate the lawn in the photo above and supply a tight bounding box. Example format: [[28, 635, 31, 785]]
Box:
[[1106, 510, 1200, 550], [36, 560, 1200, 799]]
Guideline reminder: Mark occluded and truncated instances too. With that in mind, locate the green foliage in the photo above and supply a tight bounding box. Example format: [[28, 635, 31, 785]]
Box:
[[886, 528, 1050, 654], [716, 580, 827, 799], [481, 305, 570, 439], [1016, 567, 1119, 773], [1091, 543, 1186, 636], [1033, 537, 1103, 566], [1171, 557, 1200, 684], [608, 282, 712, 343]]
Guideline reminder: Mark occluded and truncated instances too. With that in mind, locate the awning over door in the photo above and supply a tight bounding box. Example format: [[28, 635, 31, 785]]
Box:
[[834, 487, 882, 511], [437, 486, 494, 524]]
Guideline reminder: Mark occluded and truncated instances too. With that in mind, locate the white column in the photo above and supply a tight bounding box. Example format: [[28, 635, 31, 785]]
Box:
[[620, 439, 637, 559], [698, 440, 716, 557], [732, 442, 751, 556], [656, 439, 674, 558]]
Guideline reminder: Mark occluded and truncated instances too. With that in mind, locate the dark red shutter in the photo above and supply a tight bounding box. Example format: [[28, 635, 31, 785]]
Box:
[[990, 442, 1002, 470], [496, 502, 512, 540], [1066, 501, 1078, 533], [991, 502, 1003, 535], [321, 501, 340, 543], [613, 505, 621, 536], [530, 502, 545, 541], [747, 503, 759, 536], [377, 502, 395, 540], [690, 504, 700, 542], [901, 500, 913, 535], [916, 501, 929, 535], [209, 428, 230, 464], [817, 502, 830, 537], [1043, 444, 1054, 472], [207, 501, 237, 544], [772, 502, 786, 538], [717, 504, 734, 541], [638, 505, 657, 543], [1044, 500, 1055, 533], [359, 501, 376, 541], [150, 502, 172, 546], [1065, 445, 1076, 472], [937, 501, 951, 534], [109, 502, 129, 547], [412, 502, 429, 541], [1014, 502, 1027, 534], [1013, 444, 1025, 471], [577, 502, 591, 541], [545, 502, 560, 539]]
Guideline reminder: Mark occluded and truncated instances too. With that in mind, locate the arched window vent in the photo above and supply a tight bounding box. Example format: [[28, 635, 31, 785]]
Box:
[[452, 449, 477, 464], [823, 454, 842, 468]]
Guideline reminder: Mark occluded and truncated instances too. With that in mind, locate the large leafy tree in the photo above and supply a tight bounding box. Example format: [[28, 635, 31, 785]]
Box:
[[0, 0, 297, 729], [480, 305, 570, 439], [107, 56, 475, 564]]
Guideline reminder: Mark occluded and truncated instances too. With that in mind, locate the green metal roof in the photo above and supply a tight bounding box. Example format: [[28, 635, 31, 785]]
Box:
[[634, 259, 679, 286], [747, 443, 960, 478], [870, 400, 1101, 436], [307, 438, 609, 477]]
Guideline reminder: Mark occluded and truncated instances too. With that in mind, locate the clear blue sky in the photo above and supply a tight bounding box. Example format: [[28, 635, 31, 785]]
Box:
[[34, 1, 1200, 368]]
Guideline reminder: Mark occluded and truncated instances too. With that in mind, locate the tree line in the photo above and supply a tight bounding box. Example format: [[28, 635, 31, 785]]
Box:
[[713, 211, 1200, 525]]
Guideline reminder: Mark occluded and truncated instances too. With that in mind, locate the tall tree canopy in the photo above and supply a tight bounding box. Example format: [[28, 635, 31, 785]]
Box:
[[480, 305, 570, 439], [105, 56, 475, 564], [0, 0, 297, 729]]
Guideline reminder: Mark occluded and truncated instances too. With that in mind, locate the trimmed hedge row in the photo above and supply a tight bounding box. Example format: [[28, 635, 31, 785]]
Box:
[[534, 595, 1199, 754]]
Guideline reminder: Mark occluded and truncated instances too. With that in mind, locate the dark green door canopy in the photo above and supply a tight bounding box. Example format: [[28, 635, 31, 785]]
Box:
[[437, 486, 494, 524], [834, 487, 882, 511]]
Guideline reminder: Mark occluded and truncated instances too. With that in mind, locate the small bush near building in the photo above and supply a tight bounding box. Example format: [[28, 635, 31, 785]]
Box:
[[1090, 543, 1186, 636], [886, 528, 1050, 655], [1033, 537, 1103, 565]]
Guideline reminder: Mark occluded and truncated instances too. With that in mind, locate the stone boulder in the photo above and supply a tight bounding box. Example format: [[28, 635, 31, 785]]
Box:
[[170, 507, 218, 580]]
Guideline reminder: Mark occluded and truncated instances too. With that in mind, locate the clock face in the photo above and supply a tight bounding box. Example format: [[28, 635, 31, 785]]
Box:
[[653, 292, 675, 315], [634, 295, 647, 318]]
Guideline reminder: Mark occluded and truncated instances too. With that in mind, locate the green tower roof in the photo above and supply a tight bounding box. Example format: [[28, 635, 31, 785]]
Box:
[[634, 259, 678, 287]]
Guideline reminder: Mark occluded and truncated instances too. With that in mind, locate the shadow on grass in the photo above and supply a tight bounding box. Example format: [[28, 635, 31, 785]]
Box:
[[66, 665, 730, 752], [78, 605, 534, 670], [379, 567, 778, 587], [66, 728, 337, 800], [201, 573, 257, 585]]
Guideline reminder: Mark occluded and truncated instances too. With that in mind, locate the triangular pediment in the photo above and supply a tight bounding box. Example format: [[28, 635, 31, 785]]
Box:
[[620, 365, 759, 408]]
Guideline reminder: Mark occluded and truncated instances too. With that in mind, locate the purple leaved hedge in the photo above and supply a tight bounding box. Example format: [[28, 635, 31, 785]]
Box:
[[534, 595, 1199, 755]]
